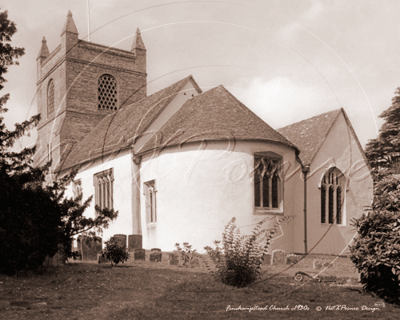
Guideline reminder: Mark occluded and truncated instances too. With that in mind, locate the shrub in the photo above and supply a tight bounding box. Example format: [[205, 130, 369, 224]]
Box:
[[349, 210, 400, 304], [205, 216, 293, 287], [103, 237, 129, 266], [175, 242, 196, 267]]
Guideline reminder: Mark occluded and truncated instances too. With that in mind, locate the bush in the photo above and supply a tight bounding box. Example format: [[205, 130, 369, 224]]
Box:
[[205, 216, 293, 287], [175, 242, 196, 267], [349, 210, 400, 304], [103, 237, 129, 266], [349, 173, 400, 304]]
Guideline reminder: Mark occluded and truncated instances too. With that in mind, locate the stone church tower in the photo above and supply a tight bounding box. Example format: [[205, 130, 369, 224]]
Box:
[[35, 11, 147, 172]]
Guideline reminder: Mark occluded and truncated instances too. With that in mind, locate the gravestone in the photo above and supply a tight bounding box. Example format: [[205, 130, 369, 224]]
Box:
[[151, 248, 161, 253], [134, 248, 146, 261], [78, 235, 102, 261], [272, 250, 286, 266], [150, 251, 162, 262], [169, 252, 179, 265], [97, 253, 110, 264], [287, 255, 300, 265], [262, 253, 272, 265], [113, 234, 127, 250], [43, 244, 66, 266], [128, 234, 142, 251]]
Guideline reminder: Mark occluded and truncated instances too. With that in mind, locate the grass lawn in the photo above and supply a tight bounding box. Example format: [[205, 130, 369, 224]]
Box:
[[0, 256, 399, 319]]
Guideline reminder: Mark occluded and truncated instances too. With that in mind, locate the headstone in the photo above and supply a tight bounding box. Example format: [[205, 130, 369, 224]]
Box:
[[169, 252, 179, 265], [128, 234, 142, 251], [113, 234, 127, 250], [150, 251, 162, 262], [272, 250, 286, 266], [262, 253, 272, 265], [151, 248, 161, 252], [97, 253, 110, 264], [286, 255, 300, 265], [43, 244, 66, 266], [78, 235, 103, 261], [134, 248, 146, 261]]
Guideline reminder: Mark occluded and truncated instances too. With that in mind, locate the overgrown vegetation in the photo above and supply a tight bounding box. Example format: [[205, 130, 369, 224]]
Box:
[[103, 237, 129, 266], [349, 210, 400, 304], [205, 216, 293, 287], [365, 87, 400, 181], [175, 242, 197, 267], [349, 174, 400, 304], [0, 9, 118, 275]]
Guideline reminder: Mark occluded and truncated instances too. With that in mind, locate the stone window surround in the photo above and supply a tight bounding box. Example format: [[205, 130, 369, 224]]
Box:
[[93, 168, 114, 214], [144, 180, 157, 224], [253, 152, 283, 215], [320, 167, 345, 226]]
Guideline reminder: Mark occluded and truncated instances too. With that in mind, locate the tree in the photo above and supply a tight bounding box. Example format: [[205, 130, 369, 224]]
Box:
[[0, 9, 118, 275], [365, 88, 400, 181]]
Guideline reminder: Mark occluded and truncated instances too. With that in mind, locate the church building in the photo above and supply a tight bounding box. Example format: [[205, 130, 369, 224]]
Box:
[[34, 11, 373, 256]]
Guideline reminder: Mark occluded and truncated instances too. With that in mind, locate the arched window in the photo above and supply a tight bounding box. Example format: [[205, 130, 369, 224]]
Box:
[[320, 185, 326, 223], [321, 167, 345, 224], [93, 168, 114, 215], [47, 79, 54, 115], [145, 180, 157, 223], [254, 155, 282, 211], [98, 74, 118, 110]]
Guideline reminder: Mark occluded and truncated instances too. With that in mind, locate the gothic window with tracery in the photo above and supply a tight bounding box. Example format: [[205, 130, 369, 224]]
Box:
[[321, 167, 345, 224], [254, 155, 282, 211], [98, 74, 118, 110], [47, 79, 54, 115], [144, 180, 157, 223], [93, 168, 114, 213]]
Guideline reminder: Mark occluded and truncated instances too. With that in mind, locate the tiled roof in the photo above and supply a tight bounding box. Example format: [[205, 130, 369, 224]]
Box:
[[277, 109, 342, 165], [138, 85, 298, 155], [58, 75, 201, 172]]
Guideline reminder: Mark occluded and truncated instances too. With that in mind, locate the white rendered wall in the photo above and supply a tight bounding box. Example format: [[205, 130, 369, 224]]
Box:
[[64, 149, 134, 245], [140, 140, 299, 253]]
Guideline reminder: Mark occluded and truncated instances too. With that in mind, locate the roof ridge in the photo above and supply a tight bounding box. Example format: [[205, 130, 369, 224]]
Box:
[[214, 85, 299, 152], [57, 75, 200, 172], [278, 108, 341, 131]]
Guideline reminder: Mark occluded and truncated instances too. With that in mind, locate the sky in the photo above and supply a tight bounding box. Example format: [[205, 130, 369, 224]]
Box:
[[2, 0, 400, 151]]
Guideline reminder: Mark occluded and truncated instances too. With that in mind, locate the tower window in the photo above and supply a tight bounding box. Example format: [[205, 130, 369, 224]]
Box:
[[98, 74, 118, 110], [47, 79, 54, 115]]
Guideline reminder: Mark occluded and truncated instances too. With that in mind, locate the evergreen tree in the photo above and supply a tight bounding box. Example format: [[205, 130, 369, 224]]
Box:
[[0, 9, 118, 275], [365, 88, 400, 180]]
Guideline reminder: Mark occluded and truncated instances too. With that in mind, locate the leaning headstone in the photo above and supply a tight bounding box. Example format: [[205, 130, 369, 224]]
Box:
[[262, 253, 272, 265], [272, 250, 286, 266], [169, 252, 179, 265], [134, 248, 146, 261], [113, 234, 127, 250], [78, 235, 103, 261], [128, 234, 142, 251], [150, 251, 162, 262]]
